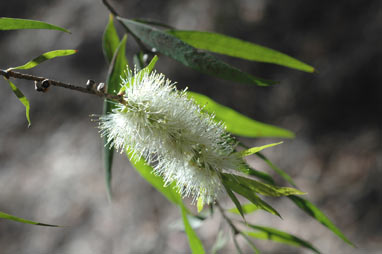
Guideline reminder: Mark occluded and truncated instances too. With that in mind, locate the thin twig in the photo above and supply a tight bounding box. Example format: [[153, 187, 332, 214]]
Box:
[[101, 0, 151, 53], [0, 69, 125, 103], [215, 201, 239, 235]]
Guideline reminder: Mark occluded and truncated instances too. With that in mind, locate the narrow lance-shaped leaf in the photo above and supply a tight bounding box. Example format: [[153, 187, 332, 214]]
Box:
[[0, 211, 59, 227], [127, 150, 182, 206], [228, 203, 259, 215], [238, 141, 283, 157], [105, 35, 128, 97], [118, 18, 275, 87], [168, 30, 315, 73], [197, 197, 204, 213], [188, 91, 295, 138], [102, 14, 121, 63], [103, 35, 128, 200], [226, 174, 305, 197], [134, 18, 175, 29], [257, 152, 297, 187], [181, 204, 206, 254], [237, 164, 275, 185], [289, 195, 355, 247], [222, 174, 281, 218], [223, 181, 245, 221], [244, 223, 320, 254], [7, 49, 77, 71], [5, 78, 31, 127], [0, 17, 70, 33]]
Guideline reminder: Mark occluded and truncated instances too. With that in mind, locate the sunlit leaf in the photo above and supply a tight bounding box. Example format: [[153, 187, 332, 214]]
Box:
[[222, 174, 281, 217], [181, 204, 206, 254], [5, 78, 31, 127], [289, 195, 355, 247], [118, 18, 275, 87], [188, 92, 295, 138], [238, 142, 283, 157], [103, 35, 128, 200], [237, 164, 275, 185], [228, 203, 259, 215], [227, 174, 305, 197], [102, 14, 121, 63], [105, 35, 128, 96], [257, 152, 297, 187], [168, 30, 315, 73], [127, 151, 182, 206], [197, 197, 204, 213], [0, 17, 70, 33], [7, 49, 77, 71], [244, 223, 320, 254], [0, 211, 59, 227]]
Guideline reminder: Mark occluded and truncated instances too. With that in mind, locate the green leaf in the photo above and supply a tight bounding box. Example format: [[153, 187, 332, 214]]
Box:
[[187, 91, 295, 138], [134, 18, 175, 29], [244, 223, 320, 254], [289, 195, 355, 247], [105, 35, 128, 96], [228, 203, 259, 215], [7, 49, 77, 71], [256, 152, 297, 187], [181, 204, 206, 254], [144, 55, 158, 73], [237, 164, 275, 185], [223, 181, 245, 220], [0, 17, 70, 33], [102, 14, 121, 63], [127, 151, 182, 206], [0, 211, 59, 227], [5, 78, 31, 127], [168, 30, 315, 73], [103, 35, 128, 199], [222, 174, 281, 217], [238, 142, 283, 157], [117, 18, 275, 87], [197, 197, 204, 213], [227, 174, 305, 197]]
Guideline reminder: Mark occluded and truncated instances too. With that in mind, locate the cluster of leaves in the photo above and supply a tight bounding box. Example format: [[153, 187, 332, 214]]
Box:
[[0, 12, 354, 254]]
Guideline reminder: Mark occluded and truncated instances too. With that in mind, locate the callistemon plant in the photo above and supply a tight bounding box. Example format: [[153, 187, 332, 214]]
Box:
[[98, 67, 244, 205], [0, 10, 355, 253]]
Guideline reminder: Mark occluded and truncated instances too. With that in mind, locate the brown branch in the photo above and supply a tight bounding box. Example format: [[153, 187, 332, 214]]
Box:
[[0, 69, 125, 104]]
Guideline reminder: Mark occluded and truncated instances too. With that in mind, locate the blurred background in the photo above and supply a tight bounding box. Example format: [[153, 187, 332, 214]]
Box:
[[0, 0, 380, 253]]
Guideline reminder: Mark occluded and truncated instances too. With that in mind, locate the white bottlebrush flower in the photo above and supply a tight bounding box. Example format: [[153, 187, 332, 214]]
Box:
[[98, 69, 243, 205]]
